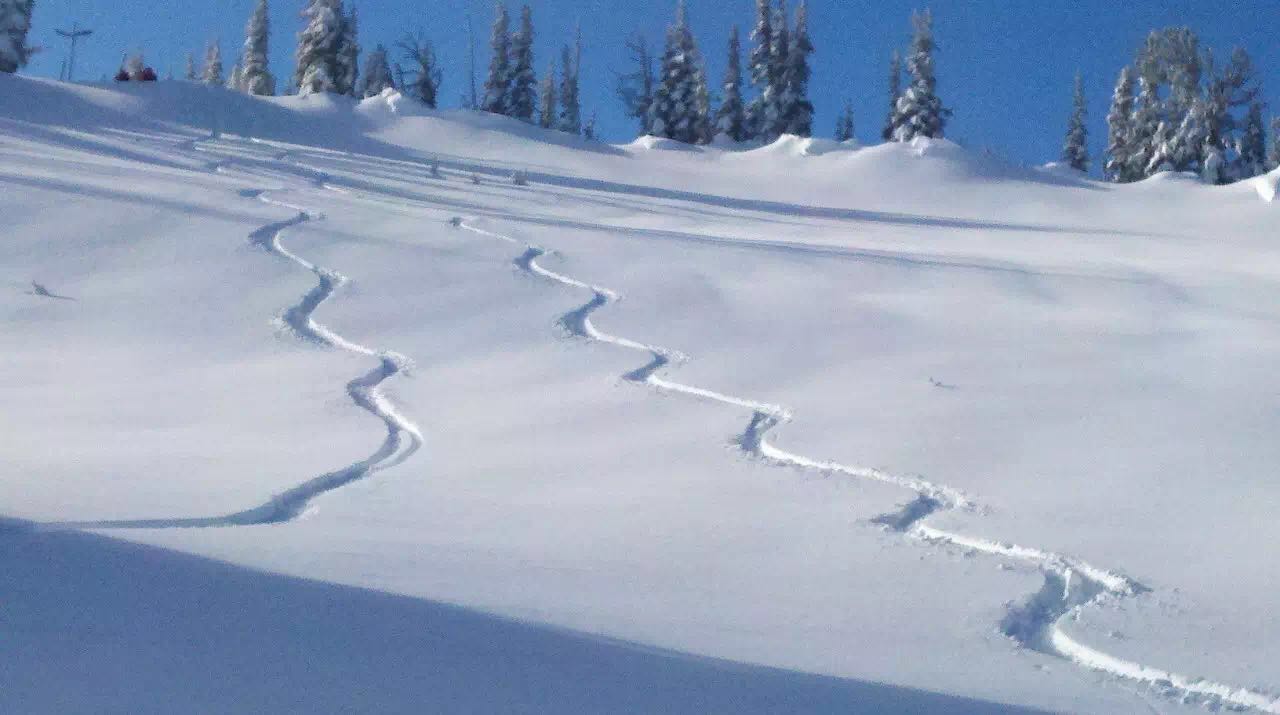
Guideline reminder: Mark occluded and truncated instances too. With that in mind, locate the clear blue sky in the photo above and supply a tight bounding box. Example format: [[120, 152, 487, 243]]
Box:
[[22, 1, 1280, 167]]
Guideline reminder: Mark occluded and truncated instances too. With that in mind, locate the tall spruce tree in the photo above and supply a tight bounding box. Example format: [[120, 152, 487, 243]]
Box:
[[507, 5, 537, 122], [336, 6, 359, 95], [557, 34, 582, 134], [202, 41, 225, 86], [239, 0, 275, 95], [1104, 66, 1136, 182], [746, 0, 773, 140], [1127, 76, 1161, 178], [227, 61, 244, 90], [481, 2, 511, 114], [714, 26, 748, 142], [834, 100, 854, 142], [1237, 102, 1267, 178], [1269, 117, 1280, 171], [0, 0, 35, 74], [778, 0, 814, 137], [538, 59, 557, 128], [881, 50, 902, 141], [648, 1, 708, 144], [891, 9, 947, 141], [761, 0, 789, 141], [295, 0, 345, 96], [397, 34, 441, 107], [357, 43, 394, 97], [616, 33, 653, 135], [1062, 72, 1089, 172]]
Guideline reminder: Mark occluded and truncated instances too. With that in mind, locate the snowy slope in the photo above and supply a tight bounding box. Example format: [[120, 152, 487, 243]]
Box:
[[2, 75, 1279, 713]]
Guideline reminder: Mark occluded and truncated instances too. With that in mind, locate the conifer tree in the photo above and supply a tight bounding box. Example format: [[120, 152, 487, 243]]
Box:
[[1128, 75, 1161, 178], [714, 26, 748, 143], [185, 52, 198, 81], [397, 33, 441, 107], [1269, 117, 1280, 172], [481, 2, 511, 114], [891, 10, 947, 141], [538, 60, 557, 128], [616, 33, 654, 135], [0, 0, 35, 74], [1062, 72, 1089, 172], [295, 0, 346, 96], [648, 1, 708, 144], [746, 0, 773, 140], [778, 0, 814, 137], [202, 41, 224, 86], [557, 34, 582, 134], [834, 100, 854, 142], [1104, 66, 1136, 182], [358, 43, 395, 98], [1237, 102, 1267, 178], [227, 61, 243, 90], [239, 0, 275, 95], [336, 6, 360, 95], [507, 5, 537, 122], [881, 50, 901, 141], [761, 0, 788, 141]]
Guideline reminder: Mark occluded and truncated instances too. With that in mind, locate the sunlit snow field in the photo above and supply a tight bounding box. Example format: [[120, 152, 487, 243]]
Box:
[[2, 75, 1279, 713]]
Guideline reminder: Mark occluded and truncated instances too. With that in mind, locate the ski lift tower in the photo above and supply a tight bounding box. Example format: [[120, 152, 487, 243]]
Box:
[[55, 23, 94, 82]]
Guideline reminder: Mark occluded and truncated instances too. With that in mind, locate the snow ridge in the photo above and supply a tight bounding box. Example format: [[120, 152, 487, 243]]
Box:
[[50, 193, 422, 530], [458, 219, 1280, 714]]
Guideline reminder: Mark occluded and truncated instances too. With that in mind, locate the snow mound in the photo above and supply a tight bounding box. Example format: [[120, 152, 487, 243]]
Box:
[[747, 134, 849, 158], [1252, 167, 1279, 203], [627, 135, 705, 153], [1036, 162, 1086, 178]]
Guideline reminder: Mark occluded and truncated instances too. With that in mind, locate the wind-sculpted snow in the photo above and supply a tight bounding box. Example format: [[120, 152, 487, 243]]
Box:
[[51, 192, 422, 530], [459, 219, 1280, 714]]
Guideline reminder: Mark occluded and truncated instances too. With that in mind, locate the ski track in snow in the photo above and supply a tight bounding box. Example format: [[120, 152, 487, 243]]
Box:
[[49, 172, 422, 530], [55, 134, 1276, 711], [458, 219, 1280, 714]]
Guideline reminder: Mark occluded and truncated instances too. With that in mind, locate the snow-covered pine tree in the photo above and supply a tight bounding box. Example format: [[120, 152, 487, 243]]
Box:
[[239, 0, 275, 95], [557, 36, 581, 135], [507, 5, 537, 122], [481, 2, 511, 114], [0, 0, 35, 74], [834, 100, 854, 142], [1104, 66, 1136, 182], [648, 1, 708, 144], [358, 44, 394, 97], [1128, 75, 1160, 178], [891, 9, 947, 142], [1062, 72, 1089, 172], [202, 41, 224, 86], [538, 59, 557, 128], [714, 25, 748, 143], [616, 33, 654, 136], [1269, 117, 1280, 171], [227, 61, 243, 90], [126, 54, 146, 81], [185, 52, 198, 81], [295, 0, 345, 96], [336, 5, 359, 95], [1237, 102, 1267, 179], [745, 0, 773, 141], [761, 0, 789, 141], [881, 50, 901, 141], [396, 34, 441, 107], [778, 0, 813, 137]]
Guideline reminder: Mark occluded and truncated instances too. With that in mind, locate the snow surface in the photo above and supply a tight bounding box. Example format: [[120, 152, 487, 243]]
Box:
[[2, 76, 1279, 713]]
